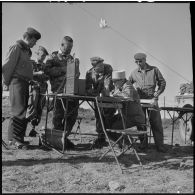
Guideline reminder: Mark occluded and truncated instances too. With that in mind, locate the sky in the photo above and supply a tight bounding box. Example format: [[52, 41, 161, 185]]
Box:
[[2, 2, 193, 108]]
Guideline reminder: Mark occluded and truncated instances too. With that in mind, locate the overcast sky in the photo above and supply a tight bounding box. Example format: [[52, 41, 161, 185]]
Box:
[[2, 2, 192, 107]]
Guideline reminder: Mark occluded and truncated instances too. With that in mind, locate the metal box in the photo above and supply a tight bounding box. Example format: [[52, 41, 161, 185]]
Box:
[[64, 59, 80, 94], [78, 79, 86, 96], [65, 77, 79, 94]]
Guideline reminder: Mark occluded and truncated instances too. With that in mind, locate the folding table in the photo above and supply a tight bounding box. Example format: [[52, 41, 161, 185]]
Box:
[[160, 106, 194, 146]]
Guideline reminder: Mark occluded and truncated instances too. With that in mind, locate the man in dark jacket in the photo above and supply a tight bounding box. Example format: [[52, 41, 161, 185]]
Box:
[[27, 46, 49, 137], [44, 36, 80, 149], [129, 53, 167, 152], [2, 27, 41, 149], [86, 57, 115, 148], [107, 70, 146, 148]]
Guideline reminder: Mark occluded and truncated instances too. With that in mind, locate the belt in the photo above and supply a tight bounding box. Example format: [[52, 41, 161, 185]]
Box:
[[12, 75, 30, 83]]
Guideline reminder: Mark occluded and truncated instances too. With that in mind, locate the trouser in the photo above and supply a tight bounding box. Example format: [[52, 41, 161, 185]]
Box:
[[94, 104, 115, 139], [190, 115, 194, 141], [30, 94, 46, 126], [53, 98, 79, 136], [8, 78, 29, 142], [142, 106, 164, 148]]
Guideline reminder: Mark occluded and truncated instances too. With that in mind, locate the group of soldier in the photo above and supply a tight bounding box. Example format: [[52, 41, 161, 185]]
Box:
[[2, 27, 167, 153]]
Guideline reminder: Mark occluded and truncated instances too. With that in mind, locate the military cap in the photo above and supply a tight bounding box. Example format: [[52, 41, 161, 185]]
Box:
[[134, 53, 147, 60], [94, 63, 104, 73], [26, 27, 41, 40], [90, 56, 104, 64], [37, 46, 49, 55], [63, 36, 73, 43]]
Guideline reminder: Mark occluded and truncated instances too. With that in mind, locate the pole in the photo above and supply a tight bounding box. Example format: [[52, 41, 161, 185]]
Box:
[[164, 96, 165, 119]]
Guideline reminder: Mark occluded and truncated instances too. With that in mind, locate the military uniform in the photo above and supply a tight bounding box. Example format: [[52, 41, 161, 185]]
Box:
[[2, 39, 37, 144], [28, 59, 49, 126], [85, 58, 114, 140], [107, 80, 146, 142], [45, 50, 79, 134], [129, 53, 166, 151]]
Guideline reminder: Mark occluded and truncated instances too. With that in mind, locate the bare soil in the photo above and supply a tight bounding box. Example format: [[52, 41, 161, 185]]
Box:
[[2, 98, 194, 193]]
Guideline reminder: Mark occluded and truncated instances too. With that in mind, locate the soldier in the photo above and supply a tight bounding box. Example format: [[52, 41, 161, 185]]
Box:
[[85, 57, 115, 148], [44, 36, 79, 149], [129, 53, 167, 152], [2, 27, 41, 149], [107, 70, 146, 148], [28, 46, 49, 137]]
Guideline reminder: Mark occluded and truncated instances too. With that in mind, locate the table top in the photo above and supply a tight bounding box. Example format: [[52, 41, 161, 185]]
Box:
[[160, 106, 194, 112], [43, 93, 132, 103]]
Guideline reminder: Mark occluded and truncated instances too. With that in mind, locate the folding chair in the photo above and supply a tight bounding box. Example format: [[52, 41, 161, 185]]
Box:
[[95, 97, 147, 174]]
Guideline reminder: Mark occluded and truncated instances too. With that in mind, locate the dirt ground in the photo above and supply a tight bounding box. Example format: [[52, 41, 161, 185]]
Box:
[[2, 99, 194, 193]]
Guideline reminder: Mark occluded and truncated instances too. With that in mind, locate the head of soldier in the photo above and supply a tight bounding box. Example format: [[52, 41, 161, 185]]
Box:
[[134, 53, 147, 70], [23, 27, 41, 48], [36, 46, 49, 63], [112, 70, 126, 89], [94, 63, 105, 77], [60, 36, 73, 55], [90, 57, 104, 67]]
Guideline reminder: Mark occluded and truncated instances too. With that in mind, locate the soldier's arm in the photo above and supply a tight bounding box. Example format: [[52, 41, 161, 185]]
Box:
[[2, 45, 20, 86], [112, 85, 130, 98], [154, 67, 166, 97]]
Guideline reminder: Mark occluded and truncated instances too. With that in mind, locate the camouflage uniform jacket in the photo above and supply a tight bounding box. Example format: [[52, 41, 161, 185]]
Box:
[[44, 51, 74, 93], [85, 63, 113, 96], [32, 60, 49, 94]]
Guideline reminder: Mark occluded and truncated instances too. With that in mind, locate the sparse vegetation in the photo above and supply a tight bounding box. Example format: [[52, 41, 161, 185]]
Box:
[[2, 98, 193, 193]]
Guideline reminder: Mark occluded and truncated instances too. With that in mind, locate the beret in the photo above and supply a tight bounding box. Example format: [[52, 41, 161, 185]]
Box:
[[26, 27, 41, 40], [38, 46, 49, 55], [94, 63, 104, 73], [134, 53, 147, 60], [63, 36, 73, 43], [90, 56, 104, 63]]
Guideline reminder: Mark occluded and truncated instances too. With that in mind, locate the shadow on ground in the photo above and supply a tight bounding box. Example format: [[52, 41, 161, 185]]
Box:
[[2, 142, 193, 171]]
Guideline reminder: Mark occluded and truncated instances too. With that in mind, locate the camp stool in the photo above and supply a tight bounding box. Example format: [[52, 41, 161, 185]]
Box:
[[95, 97, 147, 174]]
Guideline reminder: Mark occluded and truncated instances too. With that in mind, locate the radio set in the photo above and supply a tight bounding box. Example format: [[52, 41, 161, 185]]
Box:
[[63, 58, 86, 96]]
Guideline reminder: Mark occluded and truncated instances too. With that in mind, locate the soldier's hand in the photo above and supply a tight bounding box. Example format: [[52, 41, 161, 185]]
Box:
[[151, 98, 158, 109], [35, 71, 44, 75], [3, 84, 9, 91]]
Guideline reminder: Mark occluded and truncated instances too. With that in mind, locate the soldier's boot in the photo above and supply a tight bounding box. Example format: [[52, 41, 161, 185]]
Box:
[[29, 126, 38, 137], [92, 133, 109, 149], [138, 134, 148, 151]]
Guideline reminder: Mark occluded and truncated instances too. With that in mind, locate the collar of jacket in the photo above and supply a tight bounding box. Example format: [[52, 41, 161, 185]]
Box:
[[138, 63, 153, 72], [16, 40, 32, 56]]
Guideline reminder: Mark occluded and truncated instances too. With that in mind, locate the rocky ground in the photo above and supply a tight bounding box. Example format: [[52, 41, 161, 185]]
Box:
[[2, 97, 194, 193]]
